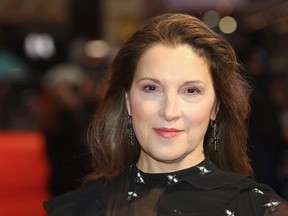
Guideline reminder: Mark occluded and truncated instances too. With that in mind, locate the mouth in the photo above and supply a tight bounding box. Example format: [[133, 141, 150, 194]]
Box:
[[153, 127, 183, 138]]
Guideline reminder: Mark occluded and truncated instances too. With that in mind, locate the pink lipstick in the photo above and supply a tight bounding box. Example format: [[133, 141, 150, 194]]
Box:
[[153, 127, 183, 138]]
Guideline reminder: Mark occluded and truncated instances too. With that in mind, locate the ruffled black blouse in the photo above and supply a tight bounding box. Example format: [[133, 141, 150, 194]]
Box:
[[44, 159, 288, 216]]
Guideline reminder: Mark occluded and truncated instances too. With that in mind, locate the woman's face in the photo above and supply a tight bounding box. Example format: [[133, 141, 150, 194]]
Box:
[[125, 44, 217, 173]]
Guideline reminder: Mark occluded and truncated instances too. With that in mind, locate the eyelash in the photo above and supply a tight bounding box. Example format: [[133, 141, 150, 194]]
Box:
[[184, 87, 201, 94], [142, 84, 159, 92], [141, 84, 201, 96]]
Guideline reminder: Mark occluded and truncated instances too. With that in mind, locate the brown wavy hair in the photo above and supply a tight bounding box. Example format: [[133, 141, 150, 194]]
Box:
[[86, 13, 253, 182]]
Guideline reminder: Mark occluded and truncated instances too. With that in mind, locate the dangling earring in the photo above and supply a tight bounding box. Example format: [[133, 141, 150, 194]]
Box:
[[127, 115, 135, 147], [211, 120, 219, 152]]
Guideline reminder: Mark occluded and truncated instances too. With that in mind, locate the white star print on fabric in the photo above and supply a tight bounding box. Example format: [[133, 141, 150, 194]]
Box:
[[127, 191, 138, 201], [197, 166, 211, 175], [135, 171, 145, 184], [225, 209, 235, 216], [170, 208, 182, 214], [167, 174, 179, 185], [263, 201, 281, 212], [252, 188, 264, 195]]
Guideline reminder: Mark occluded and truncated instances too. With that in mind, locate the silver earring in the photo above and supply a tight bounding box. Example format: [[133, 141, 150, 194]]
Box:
[[211, 120, 219, 152], [127, 115, 135, 147]]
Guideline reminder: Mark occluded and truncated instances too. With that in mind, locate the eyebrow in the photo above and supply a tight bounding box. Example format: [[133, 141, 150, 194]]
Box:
[[137, 77, 205, 86], [137, 77, 160, 84]]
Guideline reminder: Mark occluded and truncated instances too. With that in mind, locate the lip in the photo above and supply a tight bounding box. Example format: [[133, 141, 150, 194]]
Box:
[[153, 127, 183, 138]]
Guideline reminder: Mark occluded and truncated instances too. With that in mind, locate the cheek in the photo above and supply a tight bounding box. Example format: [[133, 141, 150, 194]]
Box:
[[130, 98, 157, 122], [183, 103, 214, 127], [130, 100, 157, 143]]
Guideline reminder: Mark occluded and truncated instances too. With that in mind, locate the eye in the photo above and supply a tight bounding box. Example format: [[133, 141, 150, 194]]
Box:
[[142, 84, 158, 92], [185, 87, 201, 94]]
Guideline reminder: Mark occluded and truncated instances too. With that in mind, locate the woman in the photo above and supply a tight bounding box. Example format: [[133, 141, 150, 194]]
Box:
[[44, 13, 288, 215]]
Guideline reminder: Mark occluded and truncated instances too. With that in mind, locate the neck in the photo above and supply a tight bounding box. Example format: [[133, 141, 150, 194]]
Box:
[[136, 152, 205, 173]]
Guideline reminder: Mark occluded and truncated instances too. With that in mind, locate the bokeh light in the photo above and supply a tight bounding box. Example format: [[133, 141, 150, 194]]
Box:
[[203, 11, 220, 28], [219, 16, 237, 34], [24, 33, 55, 59]]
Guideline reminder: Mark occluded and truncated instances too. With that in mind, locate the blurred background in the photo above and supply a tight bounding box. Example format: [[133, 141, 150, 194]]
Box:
[[0, 0, 287, 215]]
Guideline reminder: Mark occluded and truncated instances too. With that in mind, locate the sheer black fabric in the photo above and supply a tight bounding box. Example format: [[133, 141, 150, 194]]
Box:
[[44, 159, 288, 216]]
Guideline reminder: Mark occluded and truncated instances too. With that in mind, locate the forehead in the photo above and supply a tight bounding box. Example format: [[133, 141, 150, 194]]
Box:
[[134, 44, 211, 81]]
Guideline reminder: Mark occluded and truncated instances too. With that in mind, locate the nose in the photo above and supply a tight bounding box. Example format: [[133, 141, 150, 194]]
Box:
[[159, 92, 181, 122]]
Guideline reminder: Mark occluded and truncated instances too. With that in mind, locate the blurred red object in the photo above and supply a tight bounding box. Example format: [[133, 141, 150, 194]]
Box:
[[0, 131, 51, 216]]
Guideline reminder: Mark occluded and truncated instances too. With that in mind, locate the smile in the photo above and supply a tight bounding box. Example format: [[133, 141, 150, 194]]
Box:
[[153, 127, 183, 138]]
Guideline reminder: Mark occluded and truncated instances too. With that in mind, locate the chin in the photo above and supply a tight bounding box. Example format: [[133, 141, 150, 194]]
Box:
[[152, 152, 186, 164]]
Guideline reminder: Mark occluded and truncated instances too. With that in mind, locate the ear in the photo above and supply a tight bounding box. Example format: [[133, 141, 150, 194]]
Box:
[[210, 102, 219, 120], [125, 91, 132, 116]]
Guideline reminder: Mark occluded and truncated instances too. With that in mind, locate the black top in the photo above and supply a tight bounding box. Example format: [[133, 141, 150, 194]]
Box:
[[44, 159, 288, 216]]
